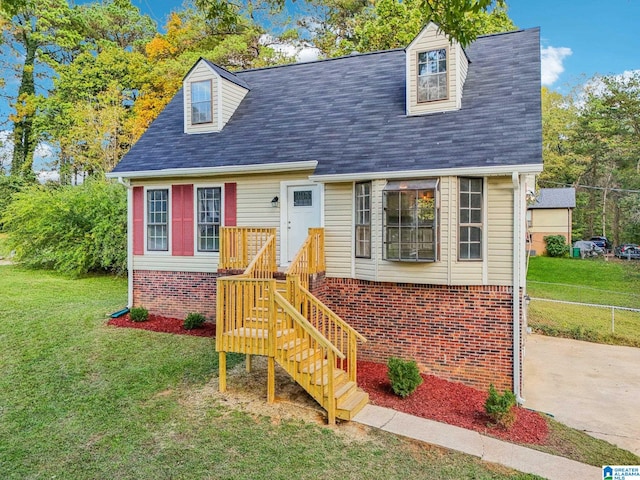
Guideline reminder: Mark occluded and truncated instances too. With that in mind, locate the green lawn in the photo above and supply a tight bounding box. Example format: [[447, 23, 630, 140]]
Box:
[[0, 266, 539, 479], [527, 256, 640, 346]]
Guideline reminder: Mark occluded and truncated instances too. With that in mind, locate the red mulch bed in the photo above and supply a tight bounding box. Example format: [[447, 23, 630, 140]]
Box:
[[107, 313, 216, 338], [357, 360, 548, 444], [106, 317, 547, 444]]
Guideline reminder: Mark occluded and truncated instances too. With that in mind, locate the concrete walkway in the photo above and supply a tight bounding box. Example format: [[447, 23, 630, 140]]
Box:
[[354, 404, 601, 480], [524, 334, 640, 455]]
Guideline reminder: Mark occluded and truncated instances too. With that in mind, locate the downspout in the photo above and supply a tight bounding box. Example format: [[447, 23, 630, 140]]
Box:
[[117, 177, 134, 309], [511, 172, 525, 404]]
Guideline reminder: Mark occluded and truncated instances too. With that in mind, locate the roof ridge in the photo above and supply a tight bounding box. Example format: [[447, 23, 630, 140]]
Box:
[[238, 48, 405, 74]]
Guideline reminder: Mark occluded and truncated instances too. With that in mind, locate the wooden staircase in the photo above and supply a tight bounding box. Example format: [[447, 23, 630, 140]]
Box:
[[216, 228, 368, 424]]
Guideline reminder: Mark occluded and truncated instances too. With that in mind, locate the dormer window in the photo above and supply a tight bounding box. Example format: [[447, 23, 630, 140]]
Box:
[[191, 80, 212, 124], [417, 49, 447, 102]]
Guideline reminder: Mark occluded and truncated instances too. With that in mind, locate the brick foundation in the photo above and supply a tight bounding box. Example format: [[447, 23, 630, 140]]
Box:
[[310, 276, 518, 391], [133, 270, 520, 391], [132, 270, 219, 320]]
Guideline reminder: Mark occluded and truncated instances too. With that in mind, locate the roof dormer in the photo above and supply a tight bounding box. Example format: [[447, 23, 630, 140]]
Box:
[[406, 22, 469, 116], [183, 58, 250, 134]]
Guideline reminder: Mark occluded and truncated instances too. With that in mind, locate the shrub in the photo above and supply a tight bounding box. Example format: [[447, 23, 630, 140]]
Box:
[[485, 384, 517, 428], [544, 235, 569, 257], [1, 179, 127, 275], [387, 357, 423, 398], [129, 307, 149, 322], [184, 312, 206, 330]]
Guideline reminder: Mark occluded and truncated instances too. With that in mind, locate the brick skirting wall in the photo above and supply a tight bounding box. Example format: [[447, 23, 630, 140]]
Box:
[[133, 270, 521, 391], [310, 276, 518, 391], [132, 270, 219, 320]]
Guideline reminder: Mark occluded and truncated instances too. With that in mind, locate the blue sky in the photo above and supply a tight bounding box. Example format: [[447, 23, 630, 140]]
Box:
[[128, 0, 640, 91]]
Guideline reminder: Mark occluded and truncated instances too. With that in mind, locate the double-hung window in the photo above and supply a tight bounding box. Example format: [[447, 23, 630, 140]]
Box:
[[459, 177, 483, 260], [417, 49, 447, 102], [147, 189, 168, 251], [383, 180, 438, 262], [191, 80, 212, 124], [197, 187, 221, 252], [355, 182, 371, 258]]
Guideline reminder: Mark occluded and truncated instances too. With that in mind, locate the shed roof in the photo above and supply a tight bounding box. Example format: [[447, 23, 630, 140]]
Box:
[[529, 188, 576, 209], [111, 28, 542, 178]]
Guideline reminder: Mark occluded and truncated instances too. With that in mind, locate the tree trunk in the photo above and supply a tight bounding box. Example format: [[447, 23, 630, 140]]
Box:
[[11, 32, 38, 178]]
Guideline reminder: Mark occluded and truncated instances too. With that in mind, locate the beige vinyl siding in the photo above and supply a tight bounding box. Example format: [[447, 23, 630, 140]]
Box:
[[324, 183, 353, 278], [406, 23, 467, 116], [530, 209, 570, 232], [184, 62, 219, 134], [133, 254, 219, 272], [131, 172, 312, 272], [236, 171, 312, 266], [487, 176, 514, 285], [220, 79, 248, 127]]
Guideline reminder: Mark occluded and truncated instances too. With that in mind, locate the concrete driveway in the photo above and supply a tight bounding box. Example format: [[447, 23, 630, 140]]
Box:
[[524, 334, 640, 455]]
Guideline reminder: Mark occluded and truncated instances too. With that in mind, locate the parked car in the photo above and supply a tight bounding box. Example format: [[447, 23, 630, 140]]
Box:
[[573, 240, 604, 258], [614, 244, 640, 260], [589, 236, 611, 252]]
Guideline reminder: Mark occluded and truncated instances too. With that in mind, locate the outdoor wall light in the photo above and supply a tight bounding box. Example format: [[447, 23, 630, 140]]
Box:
[[271, 196, 279, 207]]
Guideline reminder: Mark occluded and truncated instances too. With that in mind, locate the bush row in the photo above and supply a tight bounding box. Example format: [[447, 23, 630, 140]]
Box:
[[2, 179, 127, 275]]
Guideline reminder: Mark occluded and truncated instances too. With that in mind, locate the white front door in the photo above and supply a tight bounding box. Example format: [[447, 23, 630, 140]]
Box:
[[286, 184, 321, 262]]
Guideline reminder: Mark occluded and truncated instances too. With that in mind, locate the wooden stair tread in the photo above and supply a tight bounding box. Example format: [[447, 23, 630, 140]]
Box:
[[336, 389, 369, 420]]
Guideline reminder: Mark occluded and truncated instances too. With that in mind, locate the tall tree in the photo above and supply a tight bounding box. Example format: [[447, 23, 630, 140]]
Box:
[[301, 0, 512, 57], [0, 0, 82, 178]]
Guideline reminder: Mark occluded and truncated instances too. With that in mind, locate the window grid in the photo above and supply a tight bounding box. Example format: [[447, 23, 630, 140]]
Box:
[[459, 178, 483, 260], [147, 189, 168, 251], [355, 182, 371, 258], [383, 188, 437, 262], [417, 49, 447, 102], [197, 187, 221, 252], [191, 80, 212, 124]]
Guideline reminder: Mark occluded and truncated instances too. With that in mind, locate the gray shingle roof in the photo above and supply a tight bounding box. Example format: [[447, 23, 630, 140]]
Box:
[[112, 28, 541, 177], [529, 188, 576, 209]]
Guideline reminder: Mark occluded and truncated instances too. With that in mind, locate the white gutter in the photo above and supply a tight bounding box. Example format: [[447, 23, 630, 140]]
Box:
[[117, 176, 134, 309], [310, 163, 543, 183], [511, 171, 524, 404], [105, 161, 318, 180]]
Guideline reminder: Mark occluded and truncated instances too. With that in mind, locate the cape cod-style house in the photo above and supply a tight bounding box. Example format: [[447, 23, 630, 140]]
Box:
[[107, 23, 542, 423]]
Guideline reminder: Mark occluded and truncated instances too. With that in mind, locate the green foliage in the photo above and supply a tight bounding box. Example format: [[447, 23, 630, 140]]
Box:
[[2, 179, 127, 275], [0, 175, 30, 230], [184, 312, 206, 330], [387, 357, 423, 398], [129, 306, 149, 322], [484, 384, 516, 429], [543, 235, 569, 257]]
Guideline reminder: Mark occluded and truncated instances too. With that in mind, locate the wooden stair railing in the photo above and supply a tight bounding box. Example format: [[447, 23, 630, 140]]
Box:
[[217, 227, 368, 424], [285, 227, 324, 289], [219, 227, 276, 271]]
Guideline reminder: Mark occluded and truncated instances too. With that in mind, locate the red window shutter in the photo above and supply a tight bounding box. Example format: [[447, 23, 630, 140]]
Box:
[[132, 186, 144, 255], [172, 184, 194, 256], [224, 182, 237, 226]]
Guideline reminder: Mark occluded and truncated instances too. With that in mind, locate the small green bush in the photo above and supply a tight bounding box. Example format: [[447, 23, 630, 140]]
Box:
[[387, 357, 423, 398], [183, 312, 206, 330], [484, 384, 517, 428], [544, 235, 569, 257], [129, 307, 149, 322]]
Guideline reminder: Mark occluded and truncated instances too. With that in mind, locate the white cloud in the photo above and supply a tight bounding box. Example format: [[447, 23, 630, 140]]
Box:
[[260, 34, 320, 64], [37, 170, 60, 183], [540, 46, 572, 86], [0, 129, 56, 174]]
